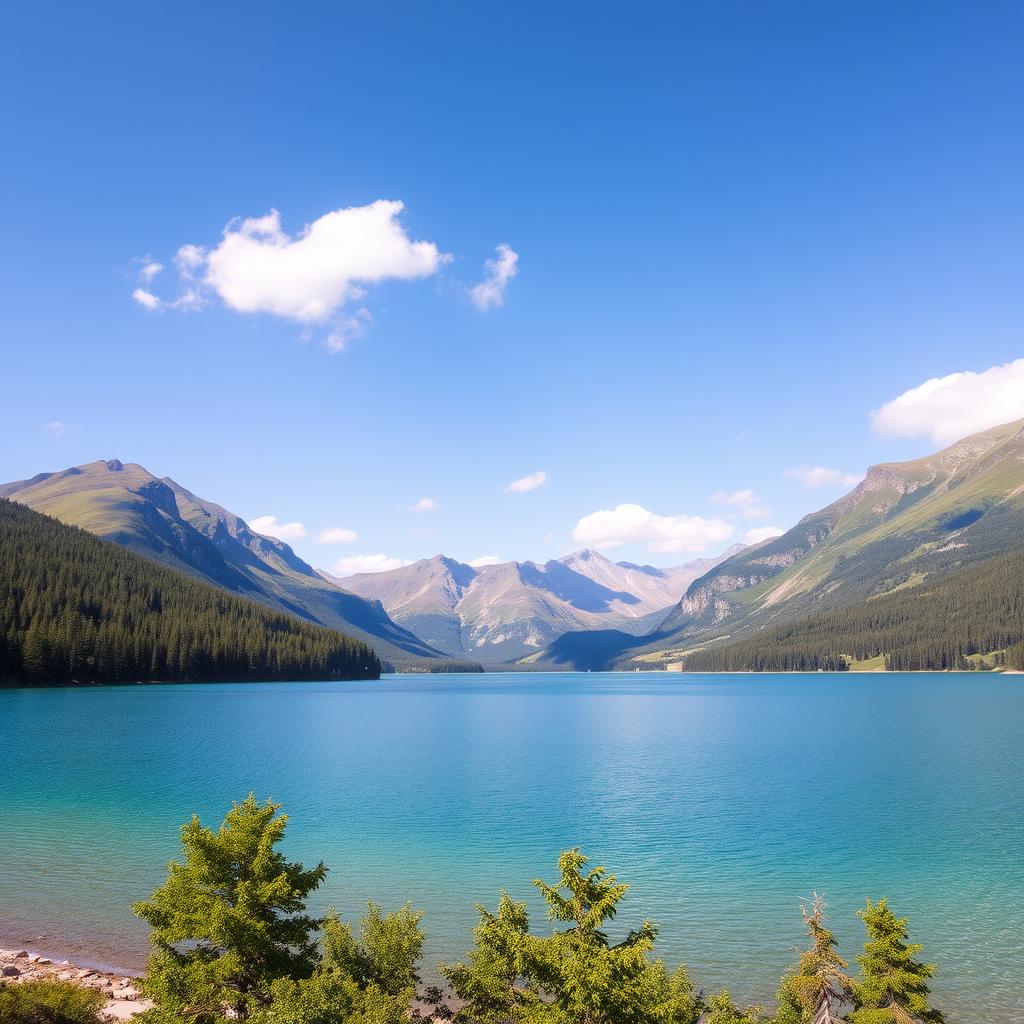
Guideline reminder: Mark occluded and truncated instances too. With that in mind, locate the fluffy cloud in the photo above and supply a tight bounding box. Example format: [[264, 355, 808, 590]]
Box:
[[572, 503, 734, 554], [331, 554, 411, 576], [469, 244, 519, 311], [784, 465, 863, 489], [469, 555, 504, 567], [505, 470, 548, 493], [317, 527, 359, 545], [745, 525, 785, 544], [42, 420, 67, 438], [249, 515, 307, 542], [411, 497, 437, 512], [710, 488, 768, 518], [871, 358, 1024, 446], [132, 200, 447, 349]]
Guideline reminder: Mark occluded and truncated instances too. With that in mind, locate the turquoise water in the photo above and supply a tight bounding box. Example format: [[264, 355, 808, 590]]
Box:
[[1, 672, 1021, 1021]]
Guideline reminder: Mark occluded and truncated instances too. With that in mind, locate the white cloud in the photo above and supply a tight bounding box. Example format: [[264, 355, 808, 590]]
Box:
[[784, 465, 863, 489], [325, 308, 373, 352], [249, 515, 307, 542], [710, 488, 768, 518], [469, 555, 504, 567], [42, 420, 67, 437], [132, 287, 162, 311], [131, 200, 447, 348], [411, 497, 437, 512], [571, 503, 735, 554], [469, 244, 519, 311], [505, 470, 548, 493], [139, 261, 163, 283], [871, 358, 1024, 446], [317, 527, 359, 545], [331, 554, 411, 576], [745, 525, 785, 544]]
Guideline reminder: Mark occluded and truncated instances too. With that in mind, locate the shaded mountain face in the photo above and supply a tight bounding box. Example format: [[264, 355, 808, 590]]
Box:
[[634, 416, 1024, 664], [0, 460, 444, 665], [332, 546, 743, 663]]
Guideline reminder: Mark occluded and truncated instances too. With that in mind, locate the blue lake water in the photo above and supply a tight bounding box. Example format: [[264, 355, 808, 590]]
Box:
[[1, 672, 1021, 1021]]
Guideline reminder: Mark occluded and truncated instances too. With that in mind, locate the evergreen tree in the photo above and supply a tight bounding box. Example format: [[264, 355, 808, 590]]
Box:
[[849, 899, 944, 1024], [774, 895, 852, 1024], [134, 796, 328, 1022], [444, 848, 702, 1024]]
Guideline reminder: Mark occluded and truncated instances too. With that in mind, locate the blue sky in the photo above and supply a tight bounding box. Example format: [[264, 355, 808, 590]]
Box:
[[2, 1, 1023, 573]]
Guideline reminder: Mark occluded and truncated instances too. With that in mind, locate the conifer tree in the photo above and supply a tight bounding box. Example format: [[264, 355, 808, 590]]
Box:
[[849, 899, 944, 1024], [134, 795, 327, 1022], [774, 895, 852, 1024]]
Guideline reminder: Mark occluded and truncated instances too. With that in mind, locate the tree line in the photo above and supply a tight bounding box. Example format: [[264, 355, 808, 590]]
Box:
[[0, 499, 381, 685], [683, 546, 1024, 673], [0, 796, 946, 1024]]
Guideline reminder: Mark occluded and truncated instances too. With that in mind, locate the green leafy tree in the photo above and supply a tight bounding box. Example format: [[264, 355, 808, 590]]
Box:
[[774, 895, 852, 1024], [703, 991, 764, 1024], [849, 899, 944, 1024], [134, 795, 327, 1022], [444, 848, 701, 1024], [0, 979, 105, 1024], [248, 903, 425, 1024]]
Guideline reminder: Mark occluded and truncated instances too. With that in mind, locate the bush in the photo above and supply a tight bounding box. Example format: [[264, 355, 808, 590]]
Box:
[[0, 979, 105, 1024]]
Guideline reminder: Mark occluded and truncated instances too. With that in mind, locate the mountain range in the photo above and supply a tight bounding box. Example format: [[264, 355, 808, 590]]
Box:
[[331, 546, 743, 663], [0, 459, 446, 667], [5, 415, 1024, 674]]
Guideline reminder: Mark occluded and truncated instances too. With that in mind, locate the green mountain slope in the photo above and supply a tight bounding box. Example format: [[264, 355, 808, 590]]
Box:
[[682, 546, 1024, 672], [525, 417, 1024, 670], [0, 460, 445, 666], [0, 498, 381, 685]]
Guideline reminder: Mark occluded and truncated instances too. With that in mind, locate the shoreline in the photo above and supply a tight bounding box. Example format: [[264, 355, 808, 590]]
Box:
[[0, 945, 150, 1020]]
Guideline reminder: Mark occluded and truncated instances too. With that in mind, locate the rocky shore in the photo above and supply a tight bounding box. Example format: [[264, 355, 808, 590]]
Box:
[[0, 947, 152, 1019]]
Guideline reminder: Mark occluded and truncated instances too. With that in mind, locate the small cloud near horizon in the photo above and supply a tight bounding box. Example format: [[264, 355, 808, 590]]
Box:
[[871, 357, 1024, 446], [469, 555, 504, 567], [316, 527, 358, 544], [710, 488, 768, 518], [249, 515, 307, 541], [505, 470, 548, 493], [784, 465, 863, 489], [411, 497, 437, 512], [572, 503, 734, 554], [745, 525, 785, 544], [331, 553, 411, 576]]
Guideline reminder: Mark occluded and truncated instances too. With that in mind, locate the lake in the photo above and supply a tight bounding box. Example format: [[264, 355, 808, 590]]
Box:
[[1, 672, 1021, 1021]]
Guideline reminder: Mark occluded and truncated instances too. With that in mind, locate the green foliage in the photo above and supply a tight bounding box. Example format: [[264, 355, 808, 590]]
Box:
[[0, 980, 105, 1024], [134, 796, 328, 1022], [702, 991, 764, 1024], [0, 498, 380, 684], [685, 547, 1024, 672], [849, 899, 944, 1024], [445, 848, 705, 1024], [773, 895, 852, 1024]]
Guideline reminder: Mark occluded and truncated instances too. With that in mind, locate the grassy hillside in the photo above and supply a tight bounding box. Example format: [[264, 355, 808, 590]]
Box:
[[682, 546, 1024, 672], [0, 499, 381, 685]]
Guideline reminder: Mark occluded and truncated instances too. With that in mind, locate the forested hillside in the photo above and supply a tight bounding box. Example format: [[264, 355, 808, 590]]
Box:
[[685, 547, 1024, 672], [0, 499, 381, 684]]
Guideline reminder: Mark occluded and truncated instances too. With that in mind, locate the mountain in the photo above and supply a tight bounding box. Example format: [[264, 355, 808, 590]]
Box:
[[0, 498, 381, 685], [0, 459, 445, 666], [683, 545, 1024, 673], [332, 546, 743, 663], [629, 416, 1024, 666]]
